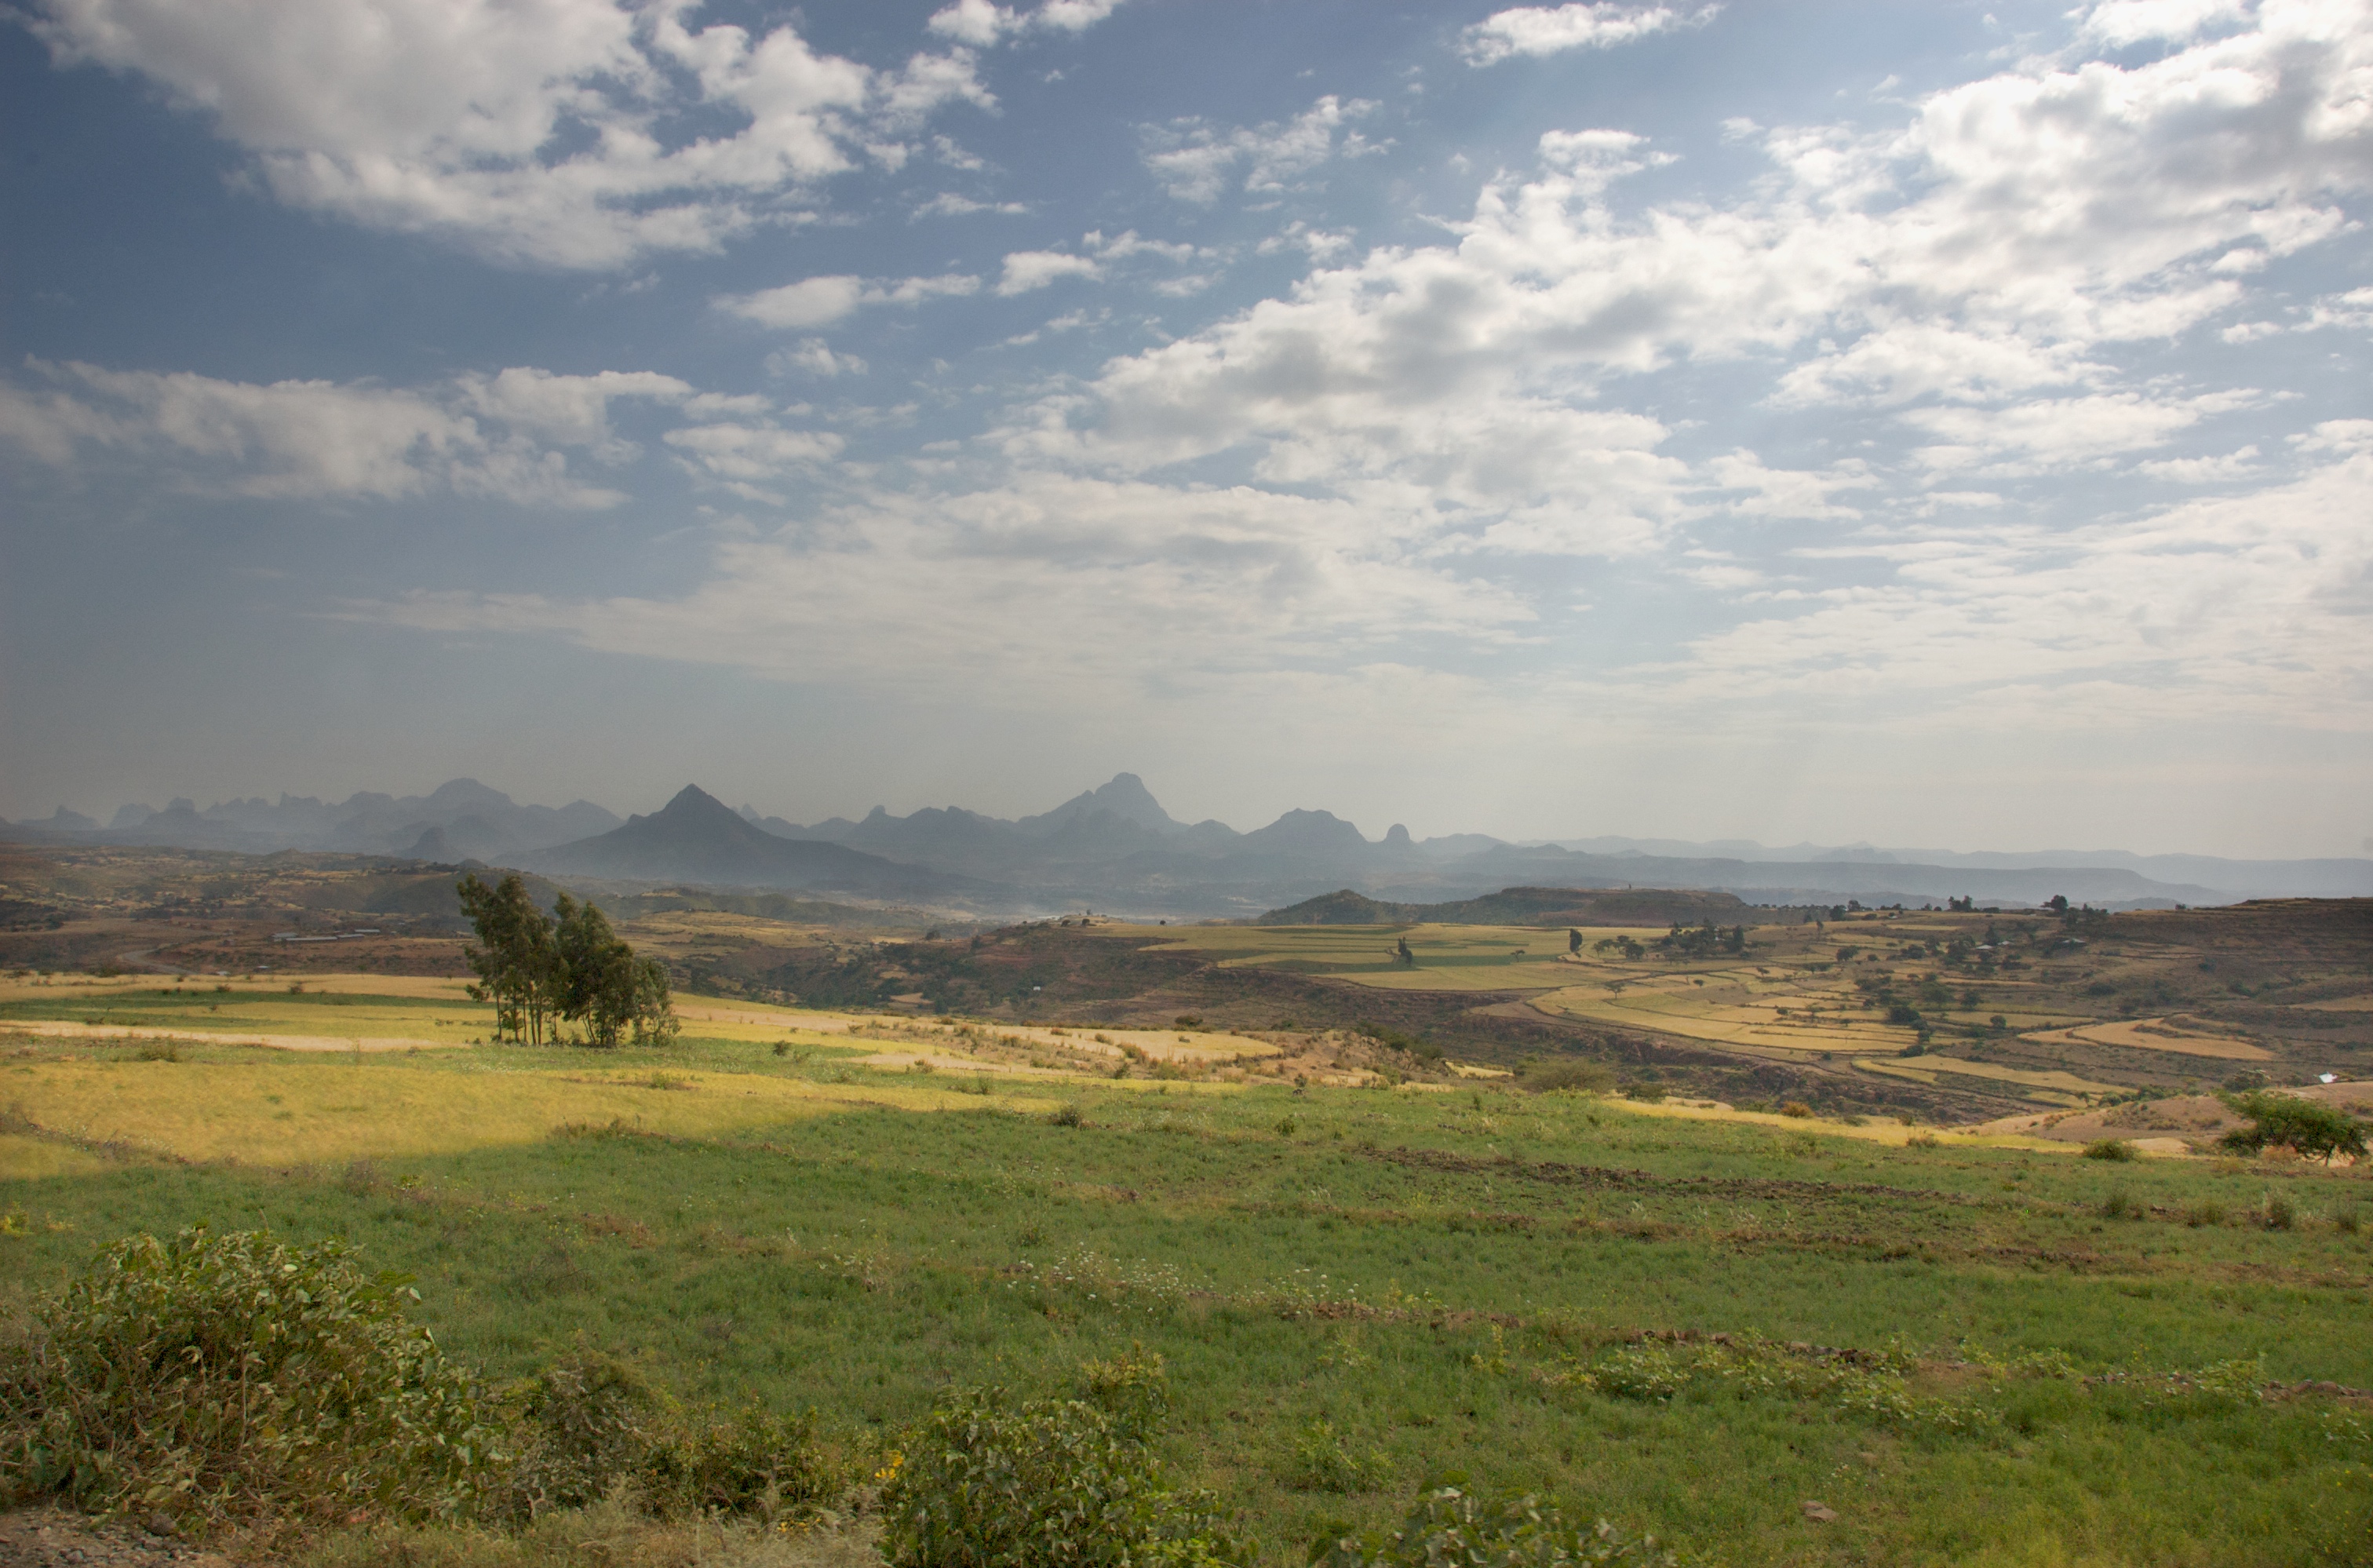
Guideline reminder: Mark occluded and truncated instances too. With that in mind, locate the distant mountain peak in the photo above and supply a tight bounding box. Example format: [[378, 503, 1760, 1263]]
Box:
[[1020, 771, 1186, 837]]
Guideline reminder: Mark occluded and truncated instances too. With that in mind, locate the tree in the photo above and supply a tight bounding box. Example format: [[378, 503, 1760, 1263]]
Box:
[[456, 872, 556, 1045], [1568, 928, 1583, 955], [457, 877, 676, 1049], [2219, 1091, 2368, 1165], [552, 894, 678, 1048]]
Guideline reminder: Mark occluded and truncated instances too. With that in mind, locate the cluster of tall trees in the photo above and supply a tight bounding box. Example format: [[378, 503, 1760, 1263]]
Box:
[[455, 873, 677, 1048]]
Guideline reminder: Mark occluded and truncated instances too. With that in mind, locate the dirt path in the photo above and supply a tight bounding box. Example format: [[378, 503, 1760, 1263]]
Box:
[[5, 1020, 458, 1053], [0, 1508, 231, 1567]]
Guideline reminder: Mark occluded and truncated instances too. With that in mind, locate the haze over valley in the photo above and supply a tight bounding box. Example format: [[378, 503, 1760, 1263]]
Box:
[[14, 772, 2368, 917]]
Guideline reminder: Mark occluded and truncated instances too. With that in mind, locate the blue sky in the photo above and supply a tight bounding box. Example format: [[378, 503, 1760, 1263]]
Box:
[[3, 0, 2368, 856]]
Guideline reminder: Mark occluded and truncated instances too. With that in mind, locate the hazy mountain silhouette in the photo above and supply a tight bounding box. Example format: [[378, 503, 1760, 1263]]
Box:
[[525, 785, 975, 896], [17, 771, 2368, 914]]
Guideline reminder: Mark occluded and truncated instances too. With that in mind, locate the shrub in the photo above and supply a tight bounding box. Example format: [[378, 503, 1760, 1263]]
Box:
[[0, 1228, 501, 1526], [1290, 1420, 1389, 1494], [2218, 1092, 2367, 1164], [2261, 1191, 2296, 1231], [2099, 1189, 2142, 1220], [1048, 1104, 1084, 1128], [2083, 1139, 2138, 1162], [1778, 1102, 1813, 1119], [1518, 1060, 1613, 1096], [2182, 1200, 2225, 1228], [880, 1374, 1245, 1568], [1314, 1480, 1675, 1568]]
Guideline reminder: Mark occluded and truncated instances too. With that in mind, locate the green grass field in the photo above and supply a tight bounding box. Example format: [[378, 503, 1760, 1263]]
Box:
[[5, 979, 2372, 1566]]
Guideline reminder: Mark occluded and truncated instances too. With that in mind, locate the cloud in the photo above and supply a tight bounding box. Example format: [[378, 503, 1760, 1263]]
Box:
[[913, 192, 1030, 218], [927, 0, 1128, 46], [2136, 445, 2263, 481], [1903, 392, 2255, 472], [1461, 3, 1715, 66], [1700, 451, 1877, 520], [765, 340, 869, 379], [661, 421, 847, 502], [995, 2, 2369, 566], [24, 0, 993, 267], [996, 250, 1101, 294], [1650, 443, 2373, 733], [353, 471, 1533, 699], [0, 357, 704, 506], [1142, 95, 1382, 204], [2076, 0, 2251, 47], [718, 272, 980, 328]]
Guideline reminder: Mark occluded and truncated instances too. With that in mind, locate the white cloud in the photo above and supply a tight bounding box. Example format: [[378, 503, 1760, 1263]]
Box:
[[913, 192, 1030, 218], [928, 0, 1129, 46], [0, 357, 694, 506], [765, 340, 869, 379], [1701, 451, 1877, 520], [1142, 95, 1381, 204], [993, 1, 2369, 568], [2076, 0, 2251, 47], [1461, 3, 1715, 66], [1651, 443, 2373, 733], [718, 272, 981, 329], [25, 0, 993, 267], [355, 471, 1533, 698], [996, 250, 1101, 294], [1904, 392, 2254, 472], [2137, 444, 2264, 480], [661, 421, 847, 502]]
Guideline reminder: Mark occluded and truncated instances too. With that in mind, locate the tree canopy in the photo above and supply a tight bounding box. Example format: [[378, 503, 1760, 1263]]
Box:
[[2218, 1090, 2368, 1165], [457, 873, 676, 1048]]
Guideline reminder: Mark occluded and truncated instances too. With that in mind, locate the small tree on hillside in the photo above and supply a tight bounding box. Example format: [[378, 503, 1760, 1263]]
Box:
[[457, 872, 556, 1045], [2219, 1092, 2368, 1165], [552, 893, 677, 1048], [1568, 928, 1583, 955], [457, 877, 675, 1048]]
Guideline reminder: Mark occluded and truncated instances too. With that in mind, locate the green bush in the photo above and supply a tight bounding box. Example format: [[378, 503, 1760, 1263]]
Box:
[[1314, 1480, 1675, 1567], [1519, 1060, 1613, 1096], [2083, 1139, 2138, 1161], [1289, 1420, 1389, 1494], [880, 1358, 1245, 1568], [2218, 1092, 2367, 1164], [0, 1228, 501, 1526], [500, 1349, 838, 1524]]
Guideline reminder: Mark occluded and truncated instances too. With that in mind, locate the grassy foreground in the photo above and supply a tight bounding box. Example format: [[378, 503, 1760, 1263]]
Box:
[[3, 990, 2371, 1566]]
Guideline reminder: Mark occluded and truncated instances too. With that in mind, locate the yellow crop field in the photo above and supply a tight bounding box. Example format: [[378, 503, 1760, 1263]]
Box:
[[1134, 922, 1668, 990], [0, 1056, 1055, 1165], [1852, 1056, 2121, 1100], [2026, 1017, 2273, 1060]]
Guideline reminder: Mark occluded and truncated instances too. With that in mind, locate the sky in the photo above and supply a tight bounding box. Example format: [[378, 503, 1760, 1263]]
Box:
[[2, 0, 2369, 858]]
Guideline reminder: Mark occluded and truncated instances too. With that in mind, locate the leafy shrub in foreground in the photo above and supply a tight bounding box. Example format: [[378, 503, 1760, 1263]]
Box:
[[499, 1348, 840, 1524], [0, 1228, 501, 1526], [1290, 1420, 1390, 1494], [1313, 1481, 1675, 1568], [881, 1355, 1246, 1568], [2082, 1138, 2138, 1161]]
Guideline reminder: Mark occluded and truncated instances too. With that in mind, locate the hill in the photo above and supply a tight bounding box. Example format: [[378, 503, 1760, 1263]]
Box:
[[1257, 885, 1754, 926], [524, 784, 978, 898]]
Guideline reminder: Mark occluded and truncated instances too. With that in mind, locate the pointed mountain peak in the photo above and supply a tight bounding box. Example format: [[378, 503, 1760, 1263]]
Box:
[[1022, 771, 1183, 836], [660, 783, 738, 819]]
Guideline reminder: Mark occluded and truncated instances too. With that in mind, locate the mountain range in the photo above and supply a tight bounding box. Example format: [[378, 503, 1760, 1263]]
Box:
[[13, 773, 2371, 917], [2, 779, 619, 862]]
